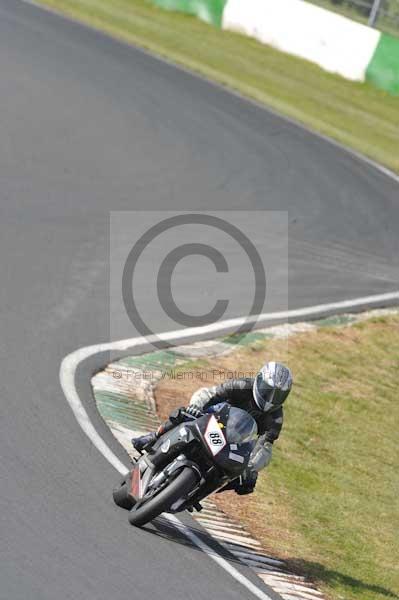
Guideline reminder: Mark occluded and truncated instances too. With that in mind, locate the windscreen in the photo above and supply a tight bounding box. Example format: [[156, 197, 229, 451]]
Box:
[[225, 407, 258, 444]]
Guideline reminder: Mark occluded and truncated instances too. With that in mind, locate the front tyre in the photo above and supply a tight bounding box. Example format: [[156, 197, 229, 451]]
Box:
[[128, 467, 197, 527]]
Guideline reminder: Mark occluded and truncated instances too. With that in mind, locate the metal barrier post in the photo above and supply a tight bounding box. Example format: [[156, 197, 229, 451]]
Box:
[[368, 0, 383, 26]]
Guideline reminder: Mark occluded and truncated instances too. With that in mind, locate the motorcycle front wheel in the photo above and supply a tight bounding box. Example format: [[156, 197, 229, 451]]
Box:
[[128, 467, 197, 527]]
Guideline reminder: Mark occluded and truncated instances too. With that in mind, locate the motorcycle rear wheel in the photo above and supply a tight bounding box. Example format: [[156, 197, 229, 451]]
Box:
[[128, 467, 197, 527]]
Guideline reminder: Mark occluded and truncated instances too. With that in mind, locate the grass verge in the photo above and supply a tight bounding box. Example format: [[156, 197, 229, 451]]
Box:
[[37, 0, 398, 172], [155, 314, 399, 600]]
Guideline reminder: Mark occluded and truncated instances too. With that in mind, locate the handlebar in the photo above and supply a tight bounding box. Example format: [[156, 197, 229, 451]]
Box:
[[180, 410, 202, 421]]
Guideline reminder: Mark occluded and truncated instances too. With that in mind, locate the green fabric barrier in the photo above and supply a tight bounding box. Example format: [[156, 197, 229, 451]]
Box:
[[366, 33, 399, 95], [152, 0, 227, 27]]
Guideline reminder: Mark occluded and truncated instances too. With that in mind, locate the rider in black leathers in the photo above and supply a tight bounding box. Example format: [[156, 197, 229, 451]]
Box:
[[132, 361, 293, 495]]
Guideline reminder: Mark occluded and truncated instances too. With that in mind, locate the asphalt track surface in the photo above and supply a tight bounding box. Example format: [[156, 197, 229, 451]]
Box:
[[1, 1, 398, 599]]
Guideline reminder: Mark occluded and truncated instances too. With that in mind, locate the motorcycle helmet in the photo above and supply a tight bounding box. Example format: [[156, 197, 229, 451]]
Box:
[[253, 362, 292, 412]]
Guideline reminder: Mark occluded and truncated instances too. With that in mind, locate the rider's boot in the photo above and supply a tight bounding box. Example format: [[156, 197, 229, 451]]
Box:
[[131, 417, 176, 453], [131, 432, 157, 452]]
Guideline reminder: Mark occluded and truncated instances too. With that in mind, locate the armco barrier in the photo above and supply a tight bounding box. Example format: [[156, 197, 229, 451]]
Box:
[[223, 0, 380, 82], [151, 0, 399, 94]]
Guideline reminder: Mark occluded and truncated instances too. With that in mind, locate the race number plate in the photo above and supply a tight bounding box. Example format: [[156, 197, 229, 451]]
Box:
[[205, 415, 226, 456]]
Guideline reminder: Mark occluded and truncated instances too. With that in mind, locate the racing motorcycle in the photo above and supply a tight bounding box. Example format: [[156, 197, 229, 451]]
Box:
[[112, 402, 258, 527]]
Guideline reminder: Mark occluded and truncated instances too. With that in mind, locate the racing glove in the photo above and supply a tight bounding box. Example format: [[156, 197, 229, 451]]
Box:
[[235, 468, 258, 495], [248, 438, 273, 471]]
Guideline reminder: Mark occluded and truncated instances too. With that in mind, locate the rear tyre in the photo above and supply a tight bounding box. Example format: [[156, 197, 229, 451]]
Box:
[[128, 467, 197, 527], [113, 481, 134, 510]]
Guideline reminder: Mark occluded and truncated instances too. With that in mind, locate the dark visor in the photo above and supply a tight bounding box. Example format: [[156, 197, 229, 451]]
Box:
[[255, 373, 282, 408]]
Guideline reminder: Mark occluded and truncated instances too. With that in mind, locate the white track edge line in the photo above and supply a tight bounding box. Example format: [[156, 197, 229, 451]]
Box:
[[164, 514, 275, 600], [60, 292, 399, 600], [60, 291, 399, 473]]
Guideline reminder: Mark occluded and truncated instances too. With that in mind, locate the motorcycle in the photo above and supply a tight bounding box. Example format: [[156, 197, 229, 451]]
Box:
[[112, 402, 258, 527]]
